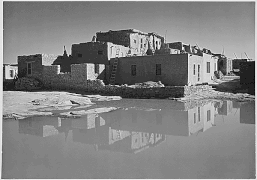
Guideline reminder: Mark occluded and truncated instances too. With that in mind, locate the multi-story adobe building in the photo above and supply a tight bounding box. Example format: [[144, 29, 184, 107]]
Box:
[[96, 29, 164, 56], [17, 28, 220, 87]]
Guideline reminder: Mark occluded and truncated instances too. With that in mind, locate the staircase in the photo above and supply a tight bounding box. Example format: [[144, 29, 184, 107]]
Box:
[[109, 49, 120, 85]]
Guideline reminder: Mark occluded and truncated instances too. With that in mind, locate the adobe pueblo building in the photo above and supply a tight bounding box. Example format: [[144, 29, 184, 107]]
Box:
[[16, 28, 234, 96]]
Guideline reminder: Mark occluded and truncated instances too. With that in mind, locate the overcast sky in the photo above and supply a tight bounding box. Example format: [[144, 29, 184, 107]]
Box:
[[3, 1, 255, 64]]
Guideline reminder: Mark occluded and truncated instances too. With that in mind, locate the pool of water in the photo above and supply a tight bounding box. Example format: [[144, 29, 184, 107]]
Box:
[[2, 99, 255, 178]]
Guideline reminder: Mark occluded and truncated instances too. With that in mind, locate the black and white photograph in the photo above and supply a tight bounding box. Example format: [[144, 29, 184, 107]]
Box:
[[2, 1, 255, 179]]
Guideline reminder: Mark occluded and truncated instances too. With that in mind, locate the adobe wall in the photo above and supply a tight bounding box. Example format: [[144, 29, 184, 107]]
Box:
[[96, 31, 131, 47], [107, 42, 130, 59], [85, 63, 105, 80], [41, 63, 105, 90], [110, 54, 189, 86], [240, 61, 255, 90], [232, 59, 247, 69], [72, 42, 109, 65], [42, 54, 59, 65], [187, 54, 204, 85], [18, 54, 44, 79], [130, 33, 149, 55], [4, 65, 18, 80], [202, 53, 217, 83]]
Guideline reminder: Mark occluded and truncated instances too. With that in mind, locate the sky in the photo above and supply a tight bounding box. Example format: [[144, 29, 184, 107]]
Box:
[[3, 1, 255, 64]]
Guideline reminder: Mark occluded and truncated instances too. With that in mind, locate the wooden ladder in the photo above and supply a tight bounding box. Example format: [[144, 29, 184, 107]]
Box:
[[109, 49, 120, 85]]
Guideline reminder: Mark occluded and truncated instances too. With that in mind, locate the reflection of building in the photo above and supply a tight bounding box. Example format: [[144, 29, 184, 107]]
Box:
[[18, 116, 70, 138], [202, 102, 215, 132], [240, 102, 255, 124], [72, 115, 109, 146], [233, 101, 241, 109], [101, 101, 216, 137], [71, 113, 166, 154], [98, 129, 166, 154], [218, 100, 233, 116]]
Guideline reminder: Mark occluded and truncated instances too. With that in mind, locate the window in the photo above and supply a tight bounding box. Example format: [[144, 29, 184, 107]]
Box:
[[194, 113, 196, 124], [98, 50, 103, 55], [198, 65, 200, 81], [78, 53, 82, 57], [134, 39, 136, 44], [131, 65, 136, 76], [27, 62, 32, 75], [198, 107, 201, 122], [156, 64, 161, 75], [207, 62, 210, 73], [193, 64, 196, 75], [207, 110, 211, 121], [10, 70, 14, 78], [95, 64, 100, 74]]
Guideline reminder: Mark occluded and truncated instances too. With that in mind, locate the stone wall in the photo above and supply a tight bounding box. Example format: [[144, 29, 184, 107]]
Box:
[[184, 85, 211, 96], [87, 85, 212, 99]]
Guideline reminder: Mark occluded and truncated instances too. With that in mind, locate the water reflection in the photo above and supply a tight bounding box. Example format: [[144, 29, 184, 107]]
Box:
[[240, 102, 255, 124], [19, 116, 67, 138], [18, 100, 254, 154], [218, 100, 233, 116]]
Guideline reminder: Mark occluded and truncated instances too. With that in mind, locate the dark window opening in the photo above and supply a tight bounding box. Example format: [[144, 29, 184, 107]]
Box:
[[207, 62, 210, 73], [131, 65, 136, 76], [198, 107, 201, 122], [193, 64, 196, 75], [27, 63, 32, 75], [207, 110, 211, 121], [156, 64, 161, 75], [95, 64, 100, 74], [98, 50, 103, 55], [134, 39, 136, 44], [194, 113, 196, 124], [10, 70, 14, 78], [198, 65, 200, 81], [78, 53, 82, 57]]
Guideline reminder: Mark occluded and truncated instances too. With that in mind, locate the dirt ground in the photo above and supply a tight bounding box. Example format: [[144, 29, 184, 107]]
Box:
[[3, 77, 255, 119]]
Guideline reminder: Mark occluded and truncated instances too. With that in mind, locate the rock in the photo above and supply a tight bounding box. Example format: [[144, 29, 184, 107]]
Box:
[[37, 106, 73, 112], [13, 111, 53, 117], [73, 105, 93, 109], [134, 81, 165, 88], [60, 107, 119, 117]]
